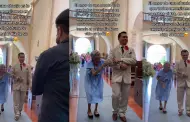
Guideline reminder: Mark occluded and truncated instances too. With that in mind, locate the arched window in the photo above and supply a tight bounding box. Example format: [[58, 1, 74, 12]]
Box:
[[147, 45, 166, 64], [74, 38, 92, 55]]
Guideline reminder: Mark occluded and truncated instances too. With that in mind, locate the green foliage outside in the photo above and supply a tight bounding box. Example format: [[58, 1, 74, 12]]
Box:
[[0, 57, 2, 64], [160, 56, 166, 65], [86, 47, 92, 53]]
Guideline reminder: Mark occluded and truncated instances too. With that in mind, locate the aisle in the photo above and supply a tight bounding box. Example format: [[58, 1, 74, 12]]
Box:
[[77, 68, 142, 122], [0, 90, 32, 122], [148, 76, 190, 122]]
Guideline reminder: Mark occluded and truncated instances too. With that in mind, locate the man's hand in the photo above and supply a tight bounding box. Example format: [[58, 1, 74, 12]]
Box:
[[113, 58, 121, 64], [17, 76, 24, 82], [120, 63, 128, 70], [177, 72, 188, 78], [182, 73, 188, 78], [16, 76, 21, 81]]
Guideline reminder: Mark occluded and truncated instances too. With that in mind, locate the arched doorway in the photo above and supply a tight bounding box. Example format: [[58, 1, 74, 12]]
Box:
[[147, 45, 167, 64], [74, 37, 93, 55], [0, 48, 3, 64]]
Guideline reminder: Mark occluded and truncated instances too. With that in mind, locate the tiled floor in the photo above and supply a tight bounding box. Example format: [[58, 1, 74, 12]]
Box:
[[148, 75, 190, 122], [1, 66, 143, 122], [0, 91, 32, 122], [72, 67, 142, 122], [5, 68, 189, 122]]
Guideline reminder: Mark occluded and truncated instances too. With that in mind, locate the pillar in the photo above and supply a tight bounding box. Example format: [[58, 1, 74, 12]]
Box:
[[135, 31, 143, 60], [128, 0, 143, 60], [172, 42, 176, 63], [7, 44, 12, 65], [95, 36, 100, 51], [113, 0, 128, 47]]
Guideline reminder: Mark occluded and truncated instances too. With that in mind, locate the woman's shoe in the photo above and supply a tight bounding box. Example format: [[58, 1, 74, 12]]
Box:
[[159, 107, 163, 110], [163, 110, 167, 114], [94, 111, 100, 117], [1, 108, 4, 112], [1, 105, 4, 112], [163, 108, 167, 114], [87, 112, 93, 119]]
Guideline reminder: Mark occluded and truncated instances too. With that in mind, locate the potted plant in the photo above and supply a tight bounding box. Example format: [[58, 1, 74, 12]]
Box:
[[142, 59, 155, 120], [69, 52, 80, 71], [142, 59, 155, 80], [142, 59, 155, 97]]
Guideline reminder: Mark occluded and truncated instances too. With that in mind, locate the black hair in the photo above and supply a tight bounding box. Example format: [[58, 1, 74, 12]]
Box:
[[55, 9, 69, 34], [118, 31, 127, 39], [181, 49, 189, 54], [18, 52, 25, 57]]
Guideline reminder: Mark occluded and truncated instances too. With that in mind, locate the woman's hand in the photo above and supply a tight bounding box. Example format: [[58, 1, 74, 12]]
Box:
[[157, 77, 165, 88], [91, 69, 96, 76], [102, 63, 107, 67], [162, 82, 166, 88]]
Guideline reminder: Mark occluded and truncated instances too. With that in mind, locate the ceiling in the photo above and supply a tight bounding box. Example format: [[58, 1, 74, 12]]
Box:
[[143, 35, 174, 44]]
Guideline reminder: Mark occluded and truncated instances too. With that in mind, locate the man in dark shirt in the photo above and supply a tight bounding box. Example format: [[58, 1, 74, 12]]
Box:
[[32, 9, 69, 122]]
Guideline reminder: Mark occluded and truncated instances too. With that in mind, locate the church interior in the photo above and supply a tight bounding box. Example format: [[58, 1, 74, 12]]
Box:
[[0, 0, 190, 122], [143, 0, 190, 122]]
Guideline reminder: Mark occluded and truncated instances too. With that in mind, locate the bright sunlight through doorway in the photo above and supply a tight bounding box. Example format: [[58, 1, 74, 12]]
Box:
[[74, 38, 93, 55], [147, 45, 167, 64]]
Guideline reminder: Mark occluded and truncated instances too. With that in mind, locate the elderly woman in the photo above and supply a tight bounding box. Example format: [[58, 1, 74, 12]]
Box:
[[155, 62, 174, 113], [0, 64, 10, 115], [84, 50, 105, 119]]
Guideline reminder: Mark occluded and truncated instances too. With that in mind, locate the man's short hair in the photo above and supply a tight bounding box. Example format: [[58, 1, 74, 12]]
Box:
[[118, 31, 127, 39], [55, 9, 69, 34], [18, 52, 25, 57], [181, 49, 189, 54]]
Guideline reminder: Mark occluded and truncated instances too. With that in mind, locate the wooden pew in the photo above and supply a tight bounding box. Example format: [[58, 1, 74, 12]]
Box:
[[131, 65, 136, 86], [133, 61, 143, 107]]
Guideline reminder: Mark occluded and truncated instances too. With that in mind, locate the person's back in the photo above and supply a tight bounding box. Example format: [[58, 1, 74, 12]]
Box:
[[32, 9, 70, 122], [37, 41, 69, 122]]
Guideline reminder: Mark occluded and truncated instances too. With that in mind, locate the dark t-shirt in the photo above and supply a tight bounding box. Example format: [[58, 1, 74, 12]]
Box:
[[32, 40, 69, 122]]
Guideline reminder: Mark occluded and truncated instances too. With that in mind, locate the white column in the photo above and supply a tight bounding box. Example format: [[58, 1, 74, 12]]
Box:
[[128, 0, 143, 60], [8, 44, 13, 65], [95, 36, 99, 51], [135, 31, 143, 60], [172, 43, 176, 63], [50, 0, 69, 47], [113, 0, 128, 47]]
